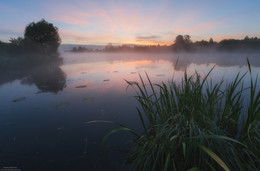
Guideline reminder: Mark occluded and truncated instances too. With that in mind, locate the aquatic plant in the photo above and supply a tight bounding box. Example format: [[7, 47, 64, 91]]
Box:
[[103, 59, 260, 170]]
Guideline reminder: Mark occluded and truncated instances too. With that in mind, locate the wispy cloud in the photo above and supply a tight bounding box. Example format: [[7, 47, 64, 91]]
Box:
[[0, 28, 21, 35], [168, 21, 217, 35], [136, 35, 160, 40], [45, 3, 91, 26], [213, 34, 247, 42], [0, 27, 23, 42], [59, 30, 118, 44], [42, 1, 172, 44]]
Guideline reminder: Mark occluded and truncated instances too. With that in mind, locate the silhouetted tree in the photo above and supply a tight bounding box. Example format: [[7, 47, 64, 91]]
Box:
[[24, 19, 61, 53], [244, 36, 250, 41], [71, 46, 93, 52], [104, 43, 114, 52], [209, 38, 214, 44], [10, 37, 24, 46], [172, 35, 193, 52], [184, 35, 192, 44], [218, 39, 241, 51]]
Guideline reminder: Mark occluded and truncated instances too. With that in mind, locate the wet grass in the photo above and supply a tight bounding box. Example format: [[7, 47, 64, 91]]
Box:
[[103, 59, 260, 170]]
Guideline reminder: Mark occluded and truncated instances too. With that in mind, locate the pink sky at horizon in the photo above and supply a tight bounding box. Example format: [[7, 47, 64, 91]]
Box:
[[0, 0, 260, 45]]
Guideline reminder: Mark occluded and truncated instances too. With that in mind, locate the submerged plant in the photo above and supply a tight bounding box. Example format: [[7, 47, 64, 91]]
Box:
[[103, 59, 260, 170]]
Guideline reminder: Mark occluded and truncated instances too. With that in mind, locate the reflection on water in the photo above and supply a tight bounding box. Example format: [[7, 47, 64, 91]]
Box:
[[0, 55, 66, 93], [20, 63, 66, 93], [0, 52, 260, 170]]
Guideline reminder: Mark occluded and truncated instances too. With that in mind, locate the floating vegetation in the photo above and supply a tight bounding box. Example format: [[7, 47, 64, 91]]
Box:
[[85, 120, 116, 125], [156, 74, 165, 76], [83, 136, 88, 155], [75, 85, 87, 88], [131, 72, 137, 74], [35, 90, 45, 94], [55, 102, 70, 109], [12, 97, 26, 102], [113, 71, 119, 73], [82, 97, 95, 103], [103, 79, 110, 82], [81, 72, 87, 74]]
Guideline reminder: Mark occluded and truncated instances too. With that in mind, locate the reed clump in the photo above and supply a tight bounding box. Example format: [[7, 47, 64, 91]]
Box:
[[104, 60, 260, 170]]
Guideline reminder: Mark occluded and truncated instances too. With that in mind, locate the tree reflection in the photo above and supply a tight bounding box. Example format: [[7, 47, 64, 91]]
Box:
[[0, 54, 66, 93], [21, 61, 66, 93]]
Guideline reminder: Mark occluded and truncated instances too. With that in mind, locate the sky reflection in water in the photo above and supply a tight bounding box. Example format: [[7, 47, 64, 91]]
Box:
[[0, 52, 260, 170]]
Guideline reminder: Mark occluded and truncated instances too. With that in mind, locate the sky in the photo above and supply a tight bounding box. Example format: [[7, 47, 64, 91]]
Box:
[[0, 0, 260, 45]]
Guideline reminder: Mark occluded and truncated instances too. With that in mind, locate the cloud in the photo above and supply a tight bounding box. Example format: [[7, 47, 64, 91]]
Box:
[[0, 27, 23, 42], [44, 3, 91, 26], [168, 21, 217, 35], [41, 1, 171, 44], [0, 28, 21, 35], [45, 1, 168, 32], [133, 35, 172, 45], [59, 29, 119, 44], [39, 1, 210, 44], [213, 34, 246, 42], [136, 35, 160, 40]]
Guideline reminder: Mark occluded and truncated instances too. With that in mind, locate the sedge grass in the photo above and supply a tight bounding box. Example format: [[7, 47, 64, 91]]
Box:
[[103, 59, 260, 170]]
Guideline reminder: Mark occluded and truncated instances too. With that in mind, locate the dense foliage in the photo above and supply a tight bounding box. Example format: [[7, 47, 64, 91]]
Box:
[[24, 19, 61, 53], [104, 60, 260, 170]]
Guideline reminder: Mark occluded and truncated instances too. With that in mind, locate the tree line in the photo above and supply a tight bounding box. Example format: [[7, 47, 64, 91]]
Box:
[[70, 43, 170, 53], [172, 35, 260, 52], [71, 35, 260, 53]]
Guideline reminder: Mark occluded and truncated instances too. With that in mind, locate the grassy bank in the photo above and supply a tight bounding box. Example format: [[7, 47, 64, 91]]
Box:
[[104, 60, 260, 170]]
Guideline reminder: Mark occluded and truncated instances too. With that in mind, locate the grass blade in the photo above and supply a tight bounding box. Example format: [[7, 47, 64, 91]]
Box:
[[188, 142, 230, 171]]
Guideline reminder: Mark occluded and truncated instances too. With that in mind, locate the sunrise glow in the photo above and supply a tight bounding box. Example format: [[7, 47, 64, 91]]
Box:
[[1, 0, 260, 45]]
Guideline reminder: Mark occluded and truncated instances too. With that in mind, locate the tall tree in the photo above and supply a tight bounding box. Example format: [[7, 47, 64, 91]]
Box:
[[24, 19, 61, 53]]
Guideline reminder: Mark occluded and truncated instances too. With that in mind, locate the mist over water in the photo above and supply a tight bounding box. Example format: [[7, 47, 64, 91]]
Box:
[[0, 51, 260, 170]]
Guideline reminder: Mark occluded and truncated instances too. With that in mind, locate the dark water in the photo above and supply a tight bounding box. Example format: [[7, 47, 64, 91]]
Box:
[[0, 52, 260, 171]]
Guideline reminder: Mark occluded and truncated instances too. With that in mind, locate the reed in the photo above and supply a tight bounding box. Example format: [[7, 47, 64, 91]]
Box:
[[104, 59, 260, 170]]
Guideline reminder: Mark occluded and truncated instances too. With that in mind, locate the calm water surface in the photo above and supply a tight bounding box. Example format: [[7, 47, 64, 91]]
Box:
[[0, 52, 260, 170]]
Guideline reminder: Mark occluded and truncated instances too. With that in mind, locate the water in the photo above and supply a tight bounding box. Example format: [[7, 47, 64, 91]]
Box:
[[0, 52, 260, 170]]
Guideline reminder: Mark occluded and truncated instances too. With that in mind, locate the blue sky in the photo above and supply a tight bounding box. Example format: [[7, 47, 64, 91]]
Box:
[[0, 0, 259, 45]]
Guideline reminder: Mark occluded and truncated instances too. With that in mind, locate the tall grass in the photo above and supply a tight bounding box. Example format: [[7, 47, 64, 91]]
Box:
[[104, 59, 260, 170]]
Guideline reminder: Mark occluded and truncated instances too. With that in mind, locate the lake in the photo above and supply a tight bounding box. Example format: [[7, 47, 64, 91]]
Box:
[[0, 52, 260, 171]]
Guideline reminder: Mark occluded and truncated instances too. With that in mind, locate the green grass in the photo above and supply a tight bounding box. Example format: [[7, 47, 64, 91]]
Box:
[[103, 59, 260, 170]]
